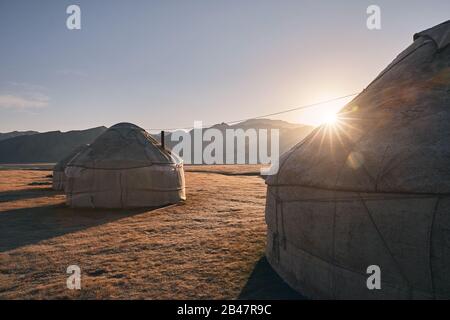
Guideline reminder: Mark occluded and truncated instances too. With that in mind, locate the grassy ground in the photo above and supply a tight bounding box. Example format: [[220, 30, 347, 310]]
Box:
[[0, 165, 302, 299]]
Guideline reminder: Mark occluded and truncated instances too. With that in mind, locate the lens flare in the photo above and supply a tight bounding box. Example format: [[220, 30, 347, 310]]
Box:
[[323, 112, 337, 125]]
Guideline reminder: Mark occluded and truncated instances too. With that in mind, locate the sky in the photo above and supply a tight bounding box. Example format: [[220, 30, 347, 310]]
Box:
[[0, 0, 449, 132]]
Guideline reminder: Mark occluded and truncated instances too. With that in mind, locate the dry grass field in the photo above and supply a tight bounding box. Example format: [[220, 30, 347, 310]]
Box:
[[0, 165, 302, 300]]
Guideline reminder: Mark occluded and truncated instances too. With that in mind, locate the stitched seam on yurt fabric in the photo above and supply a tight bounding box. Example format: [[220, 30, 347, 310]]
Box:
[[267, 210, 433, 295], [358, 193, 412, 297], [281, 235, 412, 292], [67, 187, 185, 194], [428, 197, 440, 299], [269, 183, 450, 196], [372, 92, 448, 125], [66, 163, 178, 170], [287, 235, 400, 283], [356, 154, 381, 192], [332, 150, 352, 298], [375, 146, 391, 192], [375, 157, 408, 188], [331, 144, 349, 299], [270, 195, 437, 203], [337, 117, 384, 191], [374, 141, 445, 192]]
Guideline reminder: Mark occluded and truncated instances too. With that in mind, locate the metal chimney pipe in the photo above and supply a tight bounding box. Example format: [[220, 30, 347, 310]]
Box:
[[161, 130, 165, 150]]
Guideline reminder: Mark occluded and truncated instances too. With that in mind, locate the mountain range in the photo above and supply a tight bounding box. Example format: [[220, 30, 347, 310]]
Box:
[[0, 127, 107, 163], [154, 119, 313, 164], [0, 119, 313, 164], [0, 131, 38, 141]]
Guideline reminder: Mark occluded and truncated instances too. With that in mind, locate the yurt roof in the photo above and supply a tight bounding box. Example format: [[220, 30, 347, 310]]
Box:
[[53, 144, 88, 171], [267, 21, 450, 194], [67, 122, 181, 169], [414, 20, 450, 50]]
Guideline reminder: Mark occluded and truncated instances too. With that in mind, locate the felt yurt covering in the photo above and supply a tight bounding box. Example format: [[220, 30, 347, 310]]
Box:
[[52, 144, 88, 191], [65, 123, 185, 208], [265, 21, 450, 299]]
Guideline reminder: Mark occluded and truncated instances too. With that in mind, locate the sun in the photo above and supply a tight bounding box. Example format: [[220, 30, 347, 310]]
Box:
[[322, 112, 338, 125]]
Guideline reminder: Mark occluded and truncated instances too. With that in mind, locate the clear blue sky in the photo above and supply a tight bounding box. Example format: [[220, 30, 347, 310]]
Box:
[[0, 0, 448, 132]]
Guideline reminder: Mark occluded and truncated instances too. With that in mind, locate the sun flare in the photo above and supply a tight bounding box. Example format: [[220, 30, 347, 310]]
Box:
[[322, 112, 338, 125]]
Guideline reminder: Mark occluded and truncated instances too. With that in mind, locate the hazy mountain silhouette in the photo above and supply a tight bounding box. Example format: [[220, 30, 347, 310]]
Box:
[[0, 127, 107, 163], [0, 119, 312, 164], [158, 119, 314, 164], [0, 131, 38, 141]]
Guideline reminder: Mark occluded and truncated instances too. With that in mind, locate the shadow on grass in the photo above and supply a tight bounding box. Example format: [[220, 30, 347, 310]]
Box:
[[238, 256, 307, 300], [0, 187, 59, 203], [0, 203, 162, 252]]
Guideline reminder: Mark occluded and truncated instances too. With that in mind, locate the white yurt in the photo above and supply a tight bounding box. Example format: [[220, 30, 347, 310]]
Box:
[[265, 21, 450, 299], [52, 144, 88, 191], [65, 123, 185, 208]]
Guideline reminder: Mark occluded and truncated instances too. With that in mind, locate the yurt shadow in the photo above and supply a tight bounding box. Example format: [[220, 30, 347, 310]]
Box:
[[0, 203, 166, 252], [238, 256, 307, 300], [0, 187, 58, 203]]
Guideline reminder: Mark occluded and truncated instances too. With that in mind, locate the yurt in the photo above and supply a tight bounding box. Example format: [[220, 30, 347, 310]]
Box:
[[52, 144, 88, 191], [265, 21, 450, 299], [65, 123, 185, 208]]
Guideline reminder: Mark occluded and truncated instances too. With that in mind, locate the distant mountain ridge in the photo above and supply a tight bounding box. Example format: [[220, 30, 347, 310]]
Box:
[[0, 131, 38, 141], [156, 119, 314, 164], [0, 119, 313, 164], [0, 127, 107, 163]]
